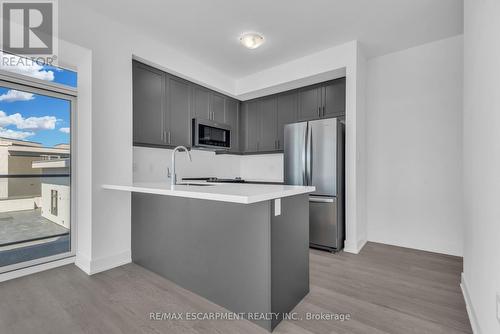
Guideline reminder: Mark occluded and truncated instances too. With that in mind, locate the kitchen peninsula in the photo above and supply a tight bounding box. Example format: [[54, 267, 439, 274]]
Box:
[[102, 182, 315, 331]]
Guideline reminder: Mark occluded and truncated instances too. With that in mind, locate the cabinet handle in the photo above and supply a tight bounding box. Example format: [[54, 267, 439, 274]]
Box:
[[318, 107, 321, 117], [322, 106, 325, 117], [168, 131, 171, 144]]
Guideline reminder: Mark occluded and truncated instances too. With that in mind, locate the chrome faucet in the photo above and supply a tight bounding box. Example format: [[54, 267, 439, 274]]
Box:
[[170, 146, 192, 187]]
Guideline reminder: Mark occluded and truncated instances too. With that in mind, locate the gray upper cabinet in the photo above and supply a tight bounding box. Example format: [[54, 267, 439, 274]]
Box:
[[259, 97, 278, 152], [133, 61, 165, 146], [191, 87, 225, 122], [276, 92, 298, 150], [322, 78, 346, 118], [133, 59, 345, 154], [167, 75, 191, 146], [191, 86, 211, 120], [298, 85, 322, 121], [225, 98, 239, 152], [242, 100, 260, 152], [241, 93, 298, 153], [298, 79, 346, 121], [211, 93, 225, 123]]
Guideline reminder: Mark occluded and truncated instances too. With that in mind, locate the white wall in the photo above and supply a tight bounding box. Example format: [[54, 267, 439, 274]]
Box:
[[366, 36, 464, 256], [462, 0, 500, 332]]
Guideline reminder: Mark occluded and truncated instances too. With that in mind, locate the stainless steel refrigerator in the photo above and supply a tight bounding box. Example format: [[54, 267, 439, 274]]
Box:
[[284, 118, 345, 251]]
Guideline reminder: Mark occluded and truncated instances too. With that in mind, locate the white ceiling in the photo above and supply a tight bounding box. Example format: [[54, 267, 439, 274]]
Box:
[[82, 0, 463, 79]]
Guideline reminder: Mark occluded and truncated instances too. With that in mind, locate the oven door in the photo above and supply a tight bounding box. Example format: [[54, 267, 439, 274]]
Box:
[[192, 118, 231, 149]]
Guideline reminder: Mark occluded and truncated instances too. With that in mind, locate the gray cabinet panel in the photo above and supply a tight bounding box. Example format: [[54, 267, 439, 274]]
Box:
[[191, 86, 210, 119], [276, 92, 298, 150], [225, 98, 239, 152], [211, 93, 225, 123], [298, 86, 321, 121], [322, 78, 346, 118], [167, 75, 191, 146], [260, 97, 277, 151], [243, 100, 260, 152], [133, 62, 165, 145]]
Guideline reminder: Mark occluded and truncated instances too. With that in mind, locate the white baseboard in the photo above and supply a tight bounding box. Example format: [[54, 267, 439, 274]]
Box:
[[0, 256, 75, 283], [461, 272, 481, 334], [367, 236, 462, 257], [75, 252, 92, 274], [344, 238, 367, 254], [76, 250, 131, 275]]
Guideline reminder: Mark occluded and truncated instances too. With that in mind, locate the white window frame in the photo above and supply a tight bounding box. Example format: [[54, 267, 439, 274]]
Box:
[[0, 70, 77, 274]]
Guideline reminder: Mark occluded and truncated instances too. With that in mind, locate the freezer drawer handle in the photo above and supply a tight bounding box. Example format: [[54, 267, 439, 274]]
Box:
[[309, 197, 335, 203]]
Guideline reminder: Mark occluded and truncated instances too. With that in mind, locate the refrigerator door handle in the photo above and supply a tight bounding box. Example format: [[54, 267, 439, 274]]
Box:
[[309, 196, 335, 203], [305, 123, 312, 185], [308, 125, 313, 185], [302, 123, 308, 185]]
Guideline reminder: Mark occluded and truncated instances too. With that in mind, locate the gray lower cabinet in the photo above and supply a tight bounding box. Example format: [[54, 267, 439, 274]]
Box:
[[133, 61, 165, 146], [166, 75, 191, 146], [225, 98, 239, 152], [276, 92, 298, 150]]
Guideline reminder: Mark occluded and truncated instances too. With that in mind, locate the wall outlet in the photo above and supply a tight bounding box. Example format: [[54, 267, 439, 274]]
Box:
[[497, 293, 500, 323]]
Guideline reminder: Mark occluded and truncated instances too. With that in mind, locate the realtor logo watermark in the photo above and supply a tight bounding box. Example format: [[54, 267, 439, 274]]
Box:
[[0, 0, 58, 65]]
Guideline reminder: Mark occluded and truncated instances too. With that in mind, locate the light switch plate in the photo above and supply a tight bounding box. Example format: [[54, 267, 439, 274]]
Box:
[[497, 293, 500, 323]]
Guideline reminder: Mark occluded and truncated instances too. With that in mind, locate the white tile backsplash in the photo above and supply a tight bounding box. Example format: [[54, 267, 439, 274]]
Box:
[[240, 154, 284, 182], [133, 146, 284, 183]]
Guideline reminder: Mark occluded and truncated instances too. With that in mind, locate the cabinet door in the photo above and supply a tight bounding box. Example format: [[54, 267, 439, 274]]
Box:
[[242, 100, 260, 152], [191, 86, 210, 119], [259, 97, 277, 151], [276, 92, 298, 150], [298, 85, 321, 121], [211, 93, 225, 123], [322, 78, 346, 118], [167, 75, 191, 146], [133, 62, 165, 145], [225, 98, 239, 152]]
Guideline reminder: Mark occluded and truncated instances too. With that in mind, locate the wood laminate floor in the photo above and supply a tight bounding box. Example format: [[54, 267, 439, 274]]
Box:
[[0, 242, 472, 334]]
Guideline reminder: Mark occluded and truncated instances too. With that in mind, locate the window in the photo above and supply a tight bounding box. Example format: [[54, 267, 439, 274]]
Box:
[[0, 70, 76, 272]]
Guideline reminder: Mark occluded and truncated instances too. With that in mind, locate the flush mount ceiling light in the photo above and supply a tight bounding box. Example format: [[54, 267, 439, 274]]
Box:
[[239, 32, 265, 49]]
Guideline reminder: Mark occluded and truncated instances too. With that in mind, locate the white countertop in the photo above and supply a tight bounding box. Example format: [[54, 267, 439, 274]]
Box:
[[102, 182, 315, 204]]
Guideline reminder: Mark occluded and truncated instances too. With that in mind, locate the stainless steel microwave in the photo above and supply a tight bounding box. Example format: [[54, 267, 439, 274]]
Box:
[[192, 118, 231, 150]]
